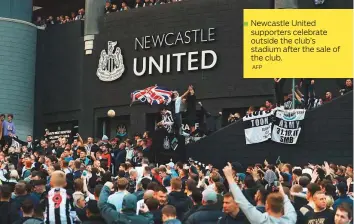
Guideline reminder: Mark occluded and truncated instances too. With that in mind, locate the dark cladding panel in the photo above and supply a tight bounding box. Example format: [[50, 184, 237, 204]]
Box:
[[36, 0, 350, 138], [35, 21, 84, 115], [186, 92, 353, 167]]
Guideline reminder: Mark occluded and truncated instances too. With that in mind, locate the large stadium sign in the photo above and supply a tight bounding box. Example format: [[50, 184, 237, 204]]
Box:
[[97, 27, 218, 81]]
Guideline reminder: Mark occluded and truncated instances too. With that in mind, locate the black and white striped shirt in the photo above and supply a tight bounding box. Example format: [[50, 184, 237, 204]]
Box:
[[162, 111, 174, 133], [45, 188, 76, 224]]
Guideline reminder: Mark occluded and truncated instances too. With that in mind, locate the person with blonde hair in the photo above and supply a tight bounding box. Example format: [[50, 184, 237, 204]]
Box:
[[326, 195, 334, 209], [45, 170, 77, 223], [9, 170, 19, 183]]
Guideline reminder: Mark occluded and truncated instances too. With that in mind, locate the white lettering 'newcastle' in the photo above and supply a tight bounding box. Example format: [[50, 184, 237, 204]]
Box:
[[243, 110, 273, 144], [271, 108, 306, 144]]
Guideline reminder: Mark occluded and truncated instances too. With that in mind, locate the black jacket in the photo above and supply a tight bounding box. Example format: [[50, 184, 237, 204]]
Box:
[[185, 204, 223, 224], [115, 149, 126, 168], [82, 216, 106, 224], [12, 136, 37, 152], [218, 211, 248, 224], [0, 201, 11, 224], [168, 191, 192, 220], [336, 79, 353, 94], [181, 204, 201, 222]]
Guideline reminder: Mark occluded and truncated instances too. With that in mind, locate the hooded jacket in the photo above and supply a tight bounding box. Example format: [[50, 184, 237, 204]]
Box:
[[14, 217, 44, 224], [164, 218, 182, 224], [168, 191, 192, 220], [185, 203, 223, 224], [98, 186, 154, 224], [182, 204, 201, 222]]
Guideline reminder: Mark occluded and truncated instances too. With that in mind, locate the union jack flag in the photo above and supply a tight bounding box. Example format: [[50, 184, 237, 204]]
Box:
[[131, 85, 173, 105]]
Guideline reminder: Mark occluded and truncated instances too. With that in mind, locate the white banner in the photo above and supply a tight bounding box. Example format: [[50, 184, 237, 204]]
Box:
[[271, 109, 306, 144], [243, 110, 273, 144]]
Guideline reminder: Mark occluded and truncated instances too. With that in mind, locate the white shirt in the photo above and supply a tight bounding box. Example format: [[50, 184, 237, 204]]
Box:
[[175, 97, 182, 113], [136, 199, 144, 215], [206, 183, 215, 191], [136, 164, 149, 181]]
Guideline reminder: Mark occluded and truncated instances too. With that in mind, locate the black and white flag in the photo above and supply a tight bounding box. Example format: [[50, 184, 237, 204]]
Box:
[[271, 108, 306, 144], [243, 110, 273, 144]]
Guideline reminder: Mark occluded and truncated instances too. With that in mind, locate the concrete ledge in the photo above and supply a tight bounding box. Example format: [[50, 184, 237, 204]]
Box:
[[0, 17, 38, 29]]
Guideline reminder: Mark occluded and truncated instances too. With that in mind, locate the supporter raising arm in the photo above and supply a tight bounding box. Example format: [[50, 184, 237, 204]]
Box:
[[98, 181, 154, 224], [223, 162, 297, 224]]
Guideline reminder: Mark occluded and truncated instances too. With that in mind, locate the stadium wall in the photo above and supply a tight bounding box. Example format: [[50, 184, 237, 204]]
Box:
[[34, 21, 84, 136], [0, 18, 37, 140], [186, 92, 353, 167], [35, 0, 351, 139]]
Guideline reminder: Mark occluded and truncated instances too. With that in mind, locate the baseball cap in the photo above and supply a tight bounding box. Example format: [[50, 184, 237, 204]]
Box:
[[166, 162, 174, 169], [202, 189, 217, 203], [231, 162, 243, 173]]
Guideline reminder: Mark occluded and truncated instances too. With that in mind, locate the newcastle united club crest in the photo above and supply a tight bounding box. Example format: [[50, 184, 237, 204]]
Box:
[[116, 124, 127, 138], [97, 41, 125, 82], [163, 136, 170, 150]]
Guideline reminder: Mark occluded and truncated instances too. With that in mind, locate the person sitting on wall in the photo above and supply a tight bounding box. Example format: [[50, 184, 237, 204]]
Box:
[[246, 106, 255, 115], [265, 100, 275, 111], [323, 91, 333, 103], [105, 2, 112, 13], [120, 2, 130, 11], [337, 78, 353, 95]]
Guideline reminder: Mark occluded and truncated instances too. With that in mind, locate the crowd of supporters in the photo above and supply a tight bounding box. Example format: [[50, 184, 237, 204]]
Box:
[[34, 8, 85, 27], [33, 0, 184, 26], [226, 78, 353, 125], [0, 125, 353, 224], [0, 108, 353, 224], [0, 80, 353, 223], [104, 0, 182, 13]]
